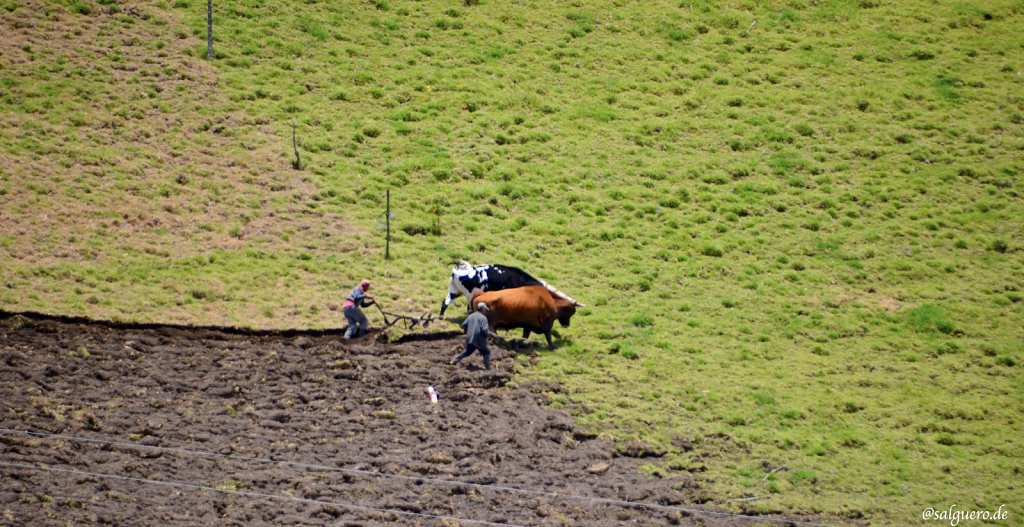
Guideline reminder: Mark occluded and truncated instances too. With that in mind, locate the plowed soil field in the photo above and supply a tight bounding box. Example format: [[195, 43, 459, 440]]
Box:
[[0, 312, 800, 526]]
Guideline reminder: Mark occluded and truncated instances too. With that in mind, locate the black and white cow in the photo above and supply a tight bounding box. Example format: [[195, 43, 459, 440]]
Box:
[[439, 261, 580, 316], [440, 261, 541, 316]]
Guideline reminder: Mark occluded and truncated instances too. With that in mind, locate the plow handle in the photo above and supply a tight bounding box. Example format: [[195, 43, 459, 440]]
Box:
[[371, 301, 391, 326]]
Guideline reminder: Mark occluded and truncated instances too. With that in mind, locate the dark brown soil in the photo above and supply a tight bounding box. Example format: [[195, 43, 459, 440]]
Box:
[[0, 312, 794, 526]]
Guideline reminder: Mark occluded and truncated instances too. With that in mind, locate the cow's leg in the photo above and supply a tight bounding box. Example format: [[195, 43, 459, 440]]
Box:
[[522, 328, 531, 339], [441, 277, 469, 317], [544, 322, 555, 350], [440, 290, 460, 316]]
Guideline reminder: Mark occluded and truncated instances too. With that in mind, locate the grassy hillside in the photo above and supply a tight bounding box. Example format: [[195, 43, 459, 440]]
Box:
[[2, 0, 1022, 524]]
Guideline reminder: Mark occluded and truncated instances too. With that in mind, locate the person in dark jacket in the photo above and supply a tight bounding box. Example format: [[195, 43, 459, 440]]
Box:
[[451, 302, 496, 369], [343, 279, 375, 339]]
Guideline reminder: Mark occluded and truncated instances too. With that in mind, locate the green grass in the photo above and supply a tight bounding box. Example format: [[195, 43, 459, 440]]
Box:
[[1, 0, 1023, 525]]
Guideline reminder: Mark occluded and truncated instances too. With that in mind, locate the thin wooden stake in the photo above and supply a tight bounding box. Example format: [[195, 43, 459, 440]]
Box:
[[291, 119, 301, 170], [385, 189, 391, 260], [206, 0, 213, 60]]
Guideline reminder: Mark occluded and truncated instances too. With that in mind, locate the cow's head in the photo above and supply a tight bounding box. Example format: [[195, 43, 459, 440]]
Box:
[[556, 302, 577, 328]]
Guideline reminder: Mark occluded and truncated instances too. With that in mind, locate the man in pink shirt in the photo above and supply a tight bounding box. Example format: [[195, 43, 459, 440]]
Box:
[[342, 279, 375, 339]]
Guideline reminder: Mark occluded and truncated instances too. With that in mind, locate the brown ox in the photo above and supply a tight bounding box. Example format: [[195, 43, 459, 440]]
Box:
[[471, 285, 578, 350]]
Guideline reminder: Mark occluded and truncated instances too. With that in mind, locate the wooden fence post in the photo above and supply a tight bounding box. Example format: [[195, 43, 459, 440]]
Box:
[[206, 0, 213, 60], [385, 189, 391, 260], [291, 120, 301, 170]]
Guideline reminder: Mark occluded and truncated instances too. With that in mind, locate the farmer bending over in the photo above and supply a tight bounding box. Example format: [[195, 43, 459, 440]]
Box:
[[343, 279, 375, 339], [451, 302, 497, 370]]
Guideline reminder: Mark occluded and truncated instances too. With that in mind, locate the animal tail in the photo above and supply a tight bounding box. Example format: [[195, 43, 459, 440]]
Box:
[[540, 281, 582, 306]]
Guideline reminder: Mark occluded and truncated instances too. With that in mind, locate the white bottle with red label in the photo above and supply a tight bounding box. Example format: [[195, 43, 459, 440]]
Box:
[[427, 385, 438, 404]]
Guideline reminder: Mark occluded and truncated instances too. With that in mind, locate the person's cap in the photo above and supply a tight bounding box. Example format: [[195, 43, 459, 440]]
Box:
[[477, 302, 488, 311], [360, 279, 371, 288]]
